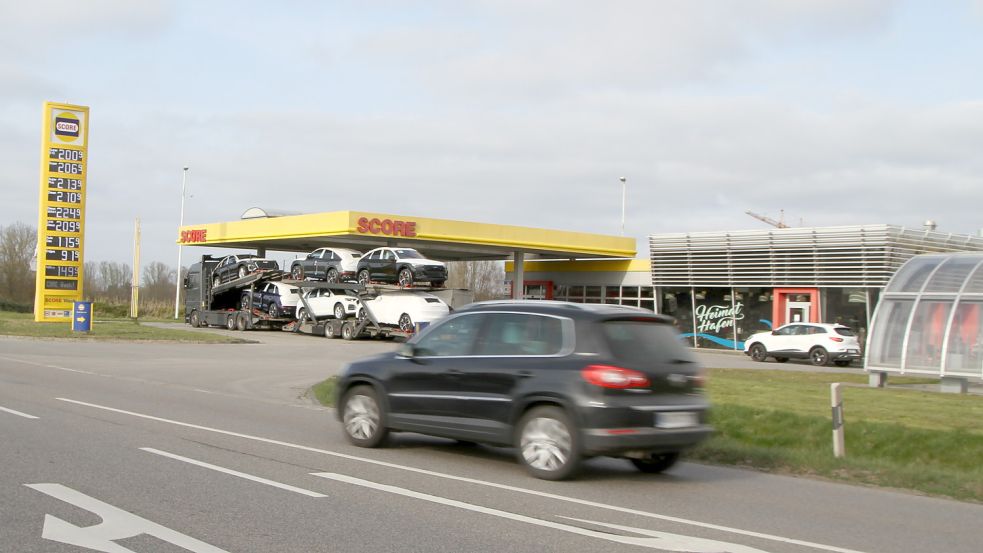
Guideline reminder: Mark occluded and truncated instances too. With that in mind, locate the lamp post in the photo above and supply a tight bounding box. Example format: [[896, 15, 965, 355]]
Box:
[[619, 176, 626, 236], [174, 166, 189, 319]]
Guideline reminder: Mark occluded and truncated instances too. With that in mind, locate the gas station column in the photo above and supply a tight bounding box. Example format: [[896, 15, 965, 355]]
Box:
[[256, 247, 266, 258], [512, 251, 524, 300]]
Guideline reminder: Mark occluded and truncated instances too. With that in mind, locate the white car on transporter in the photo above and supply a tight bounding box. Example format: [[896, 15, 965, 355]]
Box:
[[297, 287, 361, 321], [743, 322, 862, 366], [360, 290, 450, 332]]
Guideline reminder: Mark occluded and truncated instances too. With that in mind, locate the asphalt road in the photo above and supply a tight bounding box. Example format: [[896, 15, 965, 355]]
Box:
[[1, 331, 980, 553]]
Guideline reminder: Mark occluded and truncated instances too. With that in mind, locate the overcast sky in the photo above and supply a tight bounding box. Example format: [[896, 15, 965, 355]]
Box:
[[2, 0, 983, 267]]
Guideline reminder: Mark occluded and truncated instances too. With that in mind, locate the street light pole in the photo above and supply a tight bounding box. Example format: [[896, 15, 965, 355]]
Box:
[[619, 176, 626, 236], [174, 166, 189, 319]]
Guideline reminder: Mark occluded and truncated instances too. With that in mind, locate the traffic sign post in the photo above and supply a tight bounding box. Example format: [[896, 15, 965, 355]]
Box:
[[72, 301, 92, 333]]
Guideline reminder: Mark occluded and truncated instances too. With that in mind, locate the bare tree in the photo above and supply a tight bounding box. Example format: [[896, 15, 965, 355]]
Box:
[[98, 261, 131, 302], [82, 260, 100, 299], [447, 260, 505, 301], [142, 261, 175, 303], [0, 222, 37, 303]]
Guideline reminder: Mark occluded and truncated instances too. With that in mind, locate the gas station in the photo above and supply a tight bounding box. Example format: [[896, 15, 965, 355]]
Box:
[[177, 209, 637, 298]]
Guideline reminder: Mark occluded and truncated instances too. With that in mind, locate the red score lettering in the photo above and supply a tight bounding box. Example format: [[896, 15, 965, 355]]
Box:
[[180, 229, 208, 243], [356, 217, 416, 237]]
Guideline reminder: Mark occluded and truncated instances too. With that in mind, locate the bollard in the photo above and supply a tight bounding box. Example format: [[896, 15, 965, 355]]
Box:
[[831, 383, 845, 458]]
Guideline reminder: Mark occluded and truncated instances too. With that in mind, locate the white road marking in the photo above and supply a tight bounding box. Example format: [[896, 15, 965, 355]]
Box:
[[313, 472, 769, 552], [0, 355, 94, 374], [25, 483, 228, 553], [0, 405, 39, 419], [56, 397, 868, 553], [140, 447, 326, 498]]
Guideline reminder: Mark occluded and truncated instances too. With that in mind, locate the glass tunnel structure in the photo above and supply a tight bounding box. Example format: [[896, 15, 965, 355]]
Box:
[[867, 253, 983, 378]]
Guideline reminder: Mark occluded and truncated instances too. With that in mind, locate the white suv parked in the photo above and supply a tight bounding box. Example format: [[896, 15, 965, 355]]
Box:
[[743, 323, 861, 366]]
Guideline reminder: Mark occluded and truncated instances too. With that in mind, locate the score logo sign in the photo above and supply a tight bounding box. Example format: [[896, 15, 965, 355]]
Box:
[[356, 217, 417, 237], [180, 229, 208, 243]]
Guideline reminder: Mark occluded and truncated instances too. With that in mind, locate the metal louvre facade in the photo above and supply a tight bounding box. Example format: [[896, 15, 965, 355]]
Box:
[[649, 225, 983, 288]]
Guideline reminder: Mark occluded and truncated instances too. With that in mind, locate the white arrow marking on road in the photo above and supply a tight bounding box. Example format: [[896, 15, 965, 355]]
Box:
[[56, 397, 869, 553], [312, 472, 771, 552], [0, 405, 39, 419], [25, 483, 229, 553], [140, 447, 327, 498]]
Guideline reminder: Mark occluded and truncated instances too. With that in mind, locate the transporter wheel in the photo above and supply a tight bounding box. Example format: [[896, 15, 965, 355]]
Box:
[[397, 268, 414, 287], [341, 321, 356, 340], [324, 321, 339, 339], [630, 452, 680, 474], [810, 347, 830, 366], [516, 406, 581, 481], [235, 312, 248, 331], [326, 268, 339, 283], [749, 343, 768, 362], [341, 385, 388, 447], [189, 311, 200, 328], [334, 303, 347, 320], [291, 265, 304, 279], [398, 313, 413, 333], [238, 266, 248, 279], [358, 270, 371, 286], [226, 314, 236, 331]]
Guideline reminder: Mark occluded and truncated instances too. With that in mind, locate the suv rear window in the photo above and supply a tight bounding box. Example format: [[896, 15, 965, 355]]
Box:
[[600, 319, 695, 365], [834, 327, 855, 336]]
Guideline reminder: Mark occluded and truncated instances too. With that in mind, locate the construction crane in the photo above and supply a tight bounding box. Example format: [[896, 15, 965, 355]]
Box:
[[745, 209, 789, 229]]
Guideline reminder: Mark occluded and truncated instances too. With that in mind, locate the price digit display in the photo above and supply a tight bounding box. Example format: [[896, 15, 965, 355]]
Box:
[[35, 102, 89, 322], [45, 265, 79, 278]]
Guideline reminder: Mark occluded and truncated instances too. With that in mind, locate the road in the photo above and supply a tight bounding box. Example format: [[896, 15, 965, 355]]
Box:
[[1, 332, 980, 553]]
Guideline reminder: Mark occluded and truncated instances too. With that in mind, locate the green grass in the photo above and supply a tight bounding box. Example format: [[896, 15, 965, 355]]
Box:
[[311, 368, 982, 502], [311, 376, 339, 407], [692, 368, 983, 502], [0, 310, 247, 343]]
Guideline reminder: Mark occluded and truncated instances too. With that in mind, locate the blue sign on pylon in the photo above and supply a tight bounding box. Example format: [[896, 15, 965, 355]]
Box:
[[72, 301, 92, 332]]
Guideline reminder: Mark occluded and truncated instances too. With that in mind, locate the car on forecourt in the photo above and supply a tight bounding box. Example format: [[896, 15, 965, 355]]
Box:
[[298, 287, 361, 321], [356, 247, 447, 287], [241, 281, 301, 318], [290, 247, 362, 282], [359, 290, 449, 332], [335, 300, 711, 480], [743, 322, 862, 366], [212, 254, 279, 286]]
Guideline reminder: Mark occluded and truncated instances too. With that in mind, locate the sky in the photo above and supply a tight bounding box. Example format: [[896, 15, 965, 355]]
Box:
[[2, 0, 983, 267]]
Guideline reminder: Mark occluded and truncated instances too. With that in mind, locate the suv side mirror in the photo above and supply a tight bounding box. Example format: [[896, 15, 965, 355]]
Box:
[[398, 344, 417, 358], [771, 330, 779, 335]]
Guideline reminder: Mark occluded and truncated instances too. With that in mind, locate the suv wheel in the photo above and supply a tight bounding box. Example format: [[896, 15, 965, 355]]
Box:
[[749, 343, 767, 362], [398, 268, 414, 287], [326, 268, 339, 283], [630, 452, 680, 474], [810, 346, 830, 366], [516, 406, 581, 480], [291, 265, 304, 279], [398, 313, 413, 333], [334, 303, 347, 320], [358, 269, 370, 285], [268, 303, 280, 318], [341, 386, 388, 447], [238, 266, 248, 279]]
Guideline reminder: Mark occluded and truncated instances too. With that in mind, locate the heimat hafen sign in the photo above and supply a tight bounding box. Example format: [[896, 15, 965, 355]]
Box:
[[695, 302, 745, 334]]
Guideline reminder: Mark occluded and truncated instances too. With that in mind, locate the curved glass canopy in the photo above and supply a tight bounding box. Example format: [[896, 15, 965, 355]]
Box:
[[867, 253, 983, 377]]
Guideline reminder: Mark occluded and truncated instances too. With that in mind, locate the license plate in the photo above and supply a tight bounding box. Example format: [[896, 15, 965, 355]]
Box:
[[847, 349, 859, 354], [656, 411, 699, 429]]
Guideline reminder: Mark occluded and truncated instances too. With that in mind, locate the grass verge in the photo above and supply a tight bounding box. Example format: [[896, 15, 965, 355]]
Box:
[[692, 368, 983, 503], [0, 310, 248, 343], [310, 368, 982, 502]]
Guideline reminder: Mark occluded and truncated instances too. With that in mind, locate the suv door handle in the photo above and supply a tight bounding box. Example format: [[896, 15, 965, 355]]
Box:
[[516, 370, 533, 378], [447, 369, 464, 376]]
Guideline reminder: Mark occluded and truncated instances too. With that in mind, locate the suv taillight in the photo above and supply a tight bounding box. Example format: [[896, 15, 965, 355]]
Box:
[[582, 365, 650, 389], [829, 337, 843, 342]]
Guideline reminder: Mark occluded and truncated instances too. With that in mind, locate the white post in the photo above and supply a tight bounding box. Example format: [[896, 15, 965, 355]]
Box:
[[174, 166, 189, 319], [831, 383, 845, 458], [131, 218, 141, 319], [619, 176, 626, 236]]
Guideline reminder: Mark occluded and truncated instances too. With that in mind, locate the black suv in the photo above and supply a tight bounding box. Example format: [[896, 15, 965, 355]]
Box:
[[335, 301, 711, 480]]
